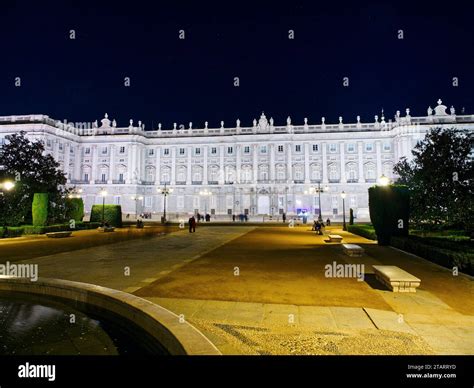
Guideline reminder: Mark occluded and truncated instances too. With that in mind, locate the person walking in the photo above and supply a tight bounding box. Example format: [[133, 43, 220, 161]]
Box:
[[326, 218, 331, 226], [188, 215, 196, 233], [282, 213, 286, 223]]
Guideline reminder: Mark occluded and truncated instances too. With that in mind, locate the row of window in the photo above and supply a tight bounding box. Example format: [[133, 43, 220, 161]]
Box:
[[81, 162, 391, 184], [79, 142, 392, 157]]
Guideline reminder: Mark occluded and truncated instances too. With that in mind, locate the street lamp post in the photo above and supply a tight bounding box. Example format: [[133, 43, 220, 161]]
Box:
[[157, 183, 173, 223], [341, 191, 347, 231], [304, 182, 329, 221], [99, 188, 107, 226]]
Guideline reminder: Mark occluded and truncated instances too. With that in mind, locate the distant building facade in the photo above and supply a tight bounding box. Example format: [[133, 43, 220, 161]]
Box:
[[1, 99, 472, 220]]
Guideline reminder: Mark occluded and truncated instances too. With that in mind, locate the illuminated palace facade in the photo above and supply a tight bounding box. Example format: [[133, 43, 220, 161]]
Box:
[[1, 99, 473, 220]]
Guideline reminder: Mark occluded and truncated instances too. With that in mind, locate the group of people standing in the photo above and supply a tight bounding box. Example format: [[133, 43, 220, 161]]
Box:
[[312, 218, 331, 235], [232, 214, 249, 222]]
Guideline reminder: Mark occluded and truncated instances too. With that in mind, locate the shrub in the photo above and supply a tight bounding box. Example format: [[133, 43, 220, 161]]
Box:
[[391, 236, 474, 276], [347, 224, 377, 240], [90, 205, 123, 227], [32, 193, 49, 226], [369, 185, 410, 245], [1, 227, 25, 238], [66, 198, 84, 222]]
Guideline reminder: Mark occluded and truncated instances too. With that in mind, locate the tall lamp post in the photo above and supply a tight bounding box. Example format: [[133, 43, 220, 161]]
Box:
[[157, 183, 173, 223], [341, 191, 347, 231], [199, 189, 212, 215], [305, 182, 329, 221], [99, 188, 107, 226], [131, 195, 144, 219]]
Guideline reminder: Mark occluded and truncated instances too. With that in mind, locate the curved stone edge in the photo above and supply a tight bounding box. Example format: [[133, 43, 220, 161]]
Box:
[[0, 276, 221, 355]]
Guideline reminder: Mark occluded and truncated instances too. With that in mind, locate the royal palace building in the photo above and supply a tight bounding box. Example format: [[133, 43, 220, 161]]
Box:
[[1, 99, 473, 221]]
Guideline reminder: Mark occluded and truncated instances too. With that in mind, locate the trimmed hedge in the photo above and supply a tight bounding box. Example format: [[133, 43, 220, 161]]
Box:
[[66, 198, 84, 222], [32, 193, 49, 226], [369, 185, 410, 245], [347, 224, 377, 240], [391, 236, 474, 276], [90, 205, 123, 227], [0, 222, 102, 238]]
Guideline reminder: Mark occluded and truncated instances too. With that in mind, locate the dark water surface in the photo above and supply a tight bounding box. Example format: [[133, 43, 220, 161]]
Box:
[[0, 292, 168, 355]]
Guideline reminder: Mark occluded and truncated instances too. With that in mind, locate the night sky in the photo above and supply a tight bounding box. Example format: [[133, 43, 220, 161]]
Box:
[[1, 1, 473, 129]]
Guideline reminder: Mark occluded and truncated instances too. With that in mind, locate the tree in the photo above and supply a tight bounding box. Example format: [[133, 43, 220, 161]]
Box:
[[394, 128, 473, 231], [0, 132, 67, 225], [369, 185, 410, 245]]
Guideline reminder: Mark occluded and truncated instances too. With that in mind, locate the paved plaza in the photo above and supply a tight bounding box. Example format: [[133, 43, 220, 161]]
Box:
[[3, 224, 473, 355]]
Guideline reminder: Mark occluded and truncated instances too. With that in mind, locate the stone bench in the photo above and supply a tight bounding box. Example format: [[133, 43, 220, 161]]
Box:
[[342, 243, 364, 257], [328, 234, 343, 243], [97, 226, 115, 233], [372, 265, 421, 293], [46, 231, 72, 238]]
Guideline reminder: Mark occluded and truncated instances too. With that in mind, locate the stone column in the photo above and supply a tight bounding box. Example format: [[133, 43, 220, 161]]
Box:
[[287, 144, 292, 182], [155, 148, 161, 184], [270, 144, 275, 181], [322, 142, 328, 184], [252, 144, 258, 182], [203, 146, 208, 185], [340, 142, 346, 183], [235, 144, 241, 183], [358, 141, 364, 183], [171, 147, 176, 185], [127, 145, 134, 184], [91, 145, 98, 183], [108, 144, 115, 183], [219, 145, 225, 184], [53, 140, 59, 161], [187, 146, 192, 184], [376, 140, 382, 179], [74, 145, 81, 181], [304, 143, 310, 183], [64, 143, 71, 182]]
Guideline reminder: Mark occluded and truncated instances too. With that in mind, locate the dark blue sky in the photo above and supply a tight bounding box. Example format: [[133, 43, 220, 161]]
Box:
[[1, 1, 473, 129]]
